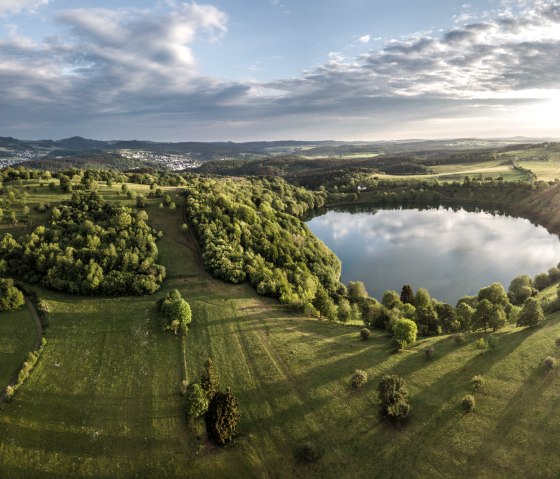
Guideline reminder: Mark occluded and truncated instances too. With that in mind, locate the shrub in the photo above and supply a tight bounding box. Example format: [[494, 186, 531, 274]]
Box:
[[474, 338, 487, 350], [471, 375, 485, 392], [179, 379, 188, 396], [294, 442, 321, 463], [487, 335, 498, 349], [360, 328, 371, 341], [5, 385, 14, 402], [425, 347, 435, 360], [181, 223, 189, 233], [454, 333, 466, 345], [205, 387, 240, 446], [378, 374, 411, 424], [544, 356, 556, 372], [555, 337, 560, 347], [462, 394, 476, 413], [185, 382, 209, 418], [200, 358, 220, 401], [351, 369, 368, 389]]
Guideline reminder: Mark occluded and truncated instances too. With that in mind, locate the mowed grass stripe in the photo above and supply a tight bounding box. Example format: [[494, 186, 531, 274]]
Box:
[[0, 305, 38, 391]]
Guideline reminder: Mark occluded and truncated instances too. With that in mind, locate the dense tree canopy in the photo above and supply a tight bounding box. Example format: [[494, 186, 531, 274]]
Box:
[[0, 192, 165, 295], [184, 177, 341, 312]]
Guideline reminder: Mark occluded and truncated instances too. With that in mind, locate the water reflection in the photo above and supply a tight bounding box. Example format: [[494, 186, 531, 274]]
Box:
[[306, 206, 560, 303]]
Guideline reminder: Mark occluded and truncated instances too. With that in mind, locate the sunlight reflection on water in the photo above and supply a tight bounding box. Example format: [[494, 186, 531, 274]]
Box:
[[307, 206, 560, 303]]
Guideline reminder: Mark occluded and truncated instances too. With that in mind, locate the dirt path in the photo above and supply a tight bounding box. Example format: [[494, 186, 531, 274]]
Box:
[[0, 297, 43, 403], [26, 298, 43, 350]]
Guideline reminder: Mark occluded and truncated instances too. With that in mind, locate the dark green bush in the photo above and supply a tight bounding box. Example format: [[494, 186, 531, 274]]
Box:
[[544, 356, 556, 372], [294, 442, 322, 463], [471, 375, 484, 392], [454, 333, 466, 345], [205, 387, 240, 446], [351, 369, 368, 389], [462, 394, 476, 413], [378, 375, 411, 424]]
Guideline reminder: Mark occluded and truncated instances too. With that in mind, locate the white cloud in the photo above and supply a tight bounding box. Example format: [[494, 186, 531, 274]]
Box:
[[0, 1, 560, 140], [359, 34, 370, 44], [0, 0, 49, 16]]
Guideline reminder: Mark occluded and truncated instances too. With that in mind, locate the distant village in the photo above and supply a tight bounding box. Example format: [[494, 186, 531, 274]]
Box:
[[120, 150, 201, 170]]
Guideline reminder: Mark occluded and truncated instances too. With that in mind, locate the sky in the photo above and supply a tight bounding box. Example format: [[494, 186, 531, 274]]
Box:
[[0, 0, 560, 141]]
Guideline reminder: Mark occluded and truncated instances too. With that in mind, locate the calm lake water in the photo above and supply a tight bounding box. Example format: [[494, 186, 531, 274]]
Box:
[[306, 206, 560, 304]]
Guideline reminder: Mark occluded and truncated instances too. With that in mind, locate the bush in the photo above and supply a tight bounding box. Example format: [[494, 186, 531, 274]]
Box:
[[471, 375, 485, 392], [544, 356, 556, 372], [200, 358, 220, 401], [462, 394, 476, 413], [184, 382, 209, 418], [378, 374, 411, 424], [425, 347, 435, 360], [555, 337, 560, 347], [294, 442, 321, 463], [205, 387, 240, 446], [360, 328, 371, 341], [454, 333, 466, 345], [487, 335, 498, 349], [4, 385, 14, 402], [351, 369, 368, 389], [179, 379, 188, 396], [474, 338, 487, 350]]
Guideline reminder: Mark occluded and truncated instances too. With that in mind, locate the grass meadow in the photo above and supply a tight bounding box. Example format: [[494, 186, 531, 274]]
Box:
[[0, 306, 37, 391]]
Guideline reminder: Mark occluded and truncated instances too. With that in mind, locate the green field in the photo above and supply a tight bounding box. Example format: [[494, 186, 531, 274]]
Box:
[[2, 180, 560, 477], [0, 305, 38, 392]]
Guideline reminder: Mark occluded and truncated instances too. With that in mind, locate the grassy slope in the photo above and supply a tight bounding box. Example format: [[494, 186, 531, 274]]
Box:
[[1, 183, 560, 477], [0, 305, 38, 391]]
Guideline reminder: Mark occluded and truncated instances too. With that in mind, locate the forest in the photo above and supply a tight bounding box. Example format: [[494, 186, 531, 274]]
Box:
[[0, 190, 165, 295], [184, 176, 343, 312]]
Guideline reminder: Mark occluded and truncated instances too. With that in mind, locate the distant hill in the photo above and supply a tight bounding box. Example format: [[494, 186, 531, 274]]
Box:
[[0, 134, 558, 172]]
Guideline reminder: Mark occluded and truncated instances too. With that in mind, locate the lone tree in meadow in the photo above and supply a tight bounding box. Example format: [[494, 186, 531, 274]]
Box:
[[159, 289, 192, 334], [378, 375, 411, 424], [205, 387, 240, 446], [200, 358, 220, 401], [517, 297, 544, 327], [400, 284, 414, 305]]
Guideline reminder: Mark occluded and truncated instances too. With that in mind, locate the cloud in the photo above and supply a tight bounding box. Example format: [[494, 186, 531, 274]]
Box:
[[0, 0, 48, 16], [359, 34, 370, 44], [0, 1, 559, 140]]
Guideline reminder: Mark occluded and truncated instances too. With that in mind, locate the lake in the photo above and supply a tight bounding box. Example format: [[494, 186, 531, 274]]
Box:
[[306, 205, 560, 304]]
